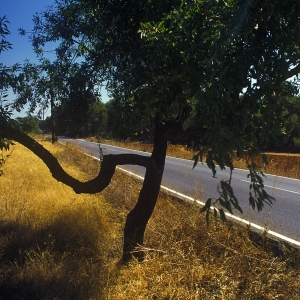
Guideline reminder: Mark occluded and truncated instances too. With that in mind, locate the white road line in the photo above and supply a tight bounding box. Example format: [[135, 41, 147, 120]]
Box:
[[116, 165, 300, 248], [86, 153, 300, 248], [241, 179, 300, 195], [74, 140, 300, 181]]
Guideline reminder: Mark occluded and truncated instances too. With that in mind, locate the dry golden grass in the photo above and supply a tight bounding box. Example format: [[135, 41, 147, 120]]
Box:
[[107, 194, 300, 300], [232, 153, 300, 180], [0, 142, 116, 299], [1, 141, 300, 299]]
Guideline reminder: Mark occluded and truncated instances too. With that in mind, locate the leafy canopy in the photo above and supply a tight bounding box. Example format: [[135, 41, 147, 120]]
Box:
[[138, 0, 300, 217], [2, 0, 300, 219]]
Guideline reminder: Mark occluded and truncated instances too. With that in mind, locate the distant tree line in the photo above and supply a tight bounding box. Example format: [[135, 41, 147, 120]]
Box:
[[18, 90, 300, 153]]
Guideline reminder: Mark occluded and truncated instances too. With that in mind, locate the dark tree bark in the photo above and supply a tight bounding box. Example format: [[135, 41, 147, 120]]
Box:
[[122, 117, 167, 262]]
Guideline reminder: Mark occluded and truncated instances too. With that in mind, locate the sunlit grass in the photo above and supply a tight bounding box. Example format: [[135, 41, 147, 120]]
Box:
[[107, 192, 300, 299], [0, 142, 115, 299], [0, 141, 299, 299]]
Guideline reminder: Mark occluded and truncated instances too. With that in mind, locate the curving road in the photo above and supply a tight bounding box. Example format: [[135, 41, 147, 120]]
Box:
[[60, 138, 300, 247]]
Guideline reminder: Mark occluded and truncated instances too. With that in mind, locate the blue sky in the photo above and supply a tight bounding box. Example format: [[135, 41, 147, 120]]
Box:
[[1, 0, 109, 117], [1, 0, 56, 65]]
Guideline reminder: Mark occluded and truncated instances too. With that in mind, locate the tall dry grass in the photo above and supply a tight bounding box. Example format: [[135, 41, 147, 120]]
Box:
[[0, 141, 300, 299], [107, 193, 300, 299], [0, 142, 116, 299]]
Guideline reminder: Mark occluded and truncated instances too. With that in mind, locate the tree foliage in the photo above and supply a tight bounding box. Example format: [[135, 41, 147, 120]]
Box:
[[138, 0, 300, 217], [0, 16, 15, 152], [16, 115, 40, 134]]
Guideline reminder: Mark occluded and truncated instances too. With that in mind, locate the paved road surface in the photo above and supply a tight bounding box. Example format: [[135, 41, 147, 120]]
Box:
[[60, 138, 300, 246]]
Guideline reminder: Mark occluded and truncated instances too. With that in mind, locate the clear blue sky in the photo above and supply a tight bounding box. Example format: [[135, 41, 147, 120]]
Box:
[[1, 0, 109, 117], [1, 0, 56, 65]]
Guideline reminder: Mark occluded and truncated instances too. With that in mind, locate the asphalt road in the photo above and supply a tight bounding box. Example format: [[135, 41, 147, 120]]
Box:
[[60, 138, 300, 246]]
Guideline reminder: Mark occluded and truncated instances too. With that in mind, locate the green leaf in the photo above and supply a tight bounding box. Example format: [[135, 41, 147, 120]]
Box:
[[200, 198, 212, 213], [249, 194, 255, 210], [193, 153, 199, 169], [213, 208, 217, 218], [219, 208, 226, 222], [206, 209, 210, 225]]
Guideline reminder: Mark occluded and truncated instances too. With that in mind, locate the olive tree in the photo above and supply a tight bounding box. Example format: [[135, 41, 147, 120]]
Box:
[[2, 0, 300, 262]]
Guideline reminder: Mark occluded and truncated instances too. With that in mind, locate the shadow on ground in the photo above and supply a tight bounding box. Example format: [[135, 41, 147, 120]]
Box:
[[0, 208, 111, 300]]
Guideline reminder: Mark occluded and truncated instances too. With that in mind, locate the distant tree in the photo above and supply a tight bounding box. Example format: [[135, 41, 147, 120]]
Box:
[[278, 93, 300, 151], [16, 115, 40, 134], [86, 101, 108, 137], [105, 97, 145, 140], [2, 0, 300, 262], [244, 81, 300, 152], [38, 115, 52, 135], [13, 57, 101, 142], [53, 99, 107, 137]]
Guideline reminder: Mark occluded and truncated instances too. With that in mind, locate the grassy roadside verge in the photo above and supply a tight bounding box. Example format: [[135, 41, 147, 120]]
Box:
[[1, 141, 300, 299]]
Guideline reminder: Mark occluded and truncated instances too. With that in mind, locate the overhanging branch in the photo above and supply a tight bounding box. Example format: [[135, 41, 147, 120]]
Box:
[[3, 124, 157, 194]]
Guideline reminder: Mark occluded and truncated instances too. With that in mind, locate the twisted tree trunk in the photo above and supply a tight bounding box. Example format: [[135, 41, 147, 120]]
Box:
[[3, 121, 167, 262], [122, 118, 167, 262]]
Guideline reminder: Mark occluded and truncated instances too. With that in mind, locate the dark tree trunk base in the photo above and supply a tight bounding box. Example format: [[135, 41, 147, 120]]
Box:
[[121, 117, 167, 263]]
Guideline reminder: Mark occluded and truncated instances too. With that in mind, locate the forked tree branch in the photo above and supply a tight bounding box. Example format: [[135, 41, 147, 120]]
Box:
[[3, 124, 157, 194]]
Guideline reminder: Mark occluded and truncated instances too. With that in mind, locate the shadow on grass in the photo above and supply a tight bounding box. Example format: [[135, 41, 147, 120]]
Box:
[[0, 207, 112, 300]]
